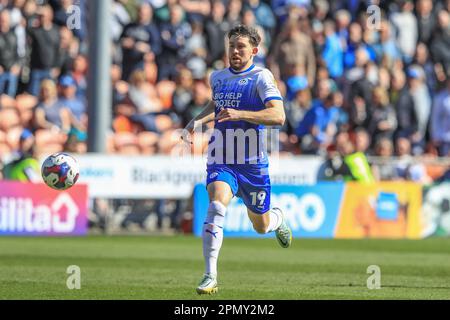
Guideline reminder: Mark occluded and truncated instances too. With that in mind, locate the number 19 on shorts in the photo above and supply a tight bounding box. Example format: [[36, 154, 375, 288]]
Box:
[[250, 191, 267, 207]]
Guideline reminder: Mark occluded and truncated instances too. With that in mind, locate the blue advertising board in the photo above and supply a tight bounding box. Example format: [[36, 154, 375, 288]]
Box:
[[193, 183, 345, 238]]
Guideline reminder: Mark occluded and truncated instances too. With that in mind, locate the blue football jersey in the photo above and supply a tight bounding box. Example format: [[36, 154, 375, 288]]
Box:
[[207, 64, 282, 165]]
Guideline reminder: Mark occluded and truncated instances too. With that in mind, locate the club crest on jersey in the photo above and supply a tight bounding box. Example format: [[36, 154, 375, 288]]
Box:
[[209, 172, 219, 179], [238, 78, 248, 86], [213, 80, 222, 92]]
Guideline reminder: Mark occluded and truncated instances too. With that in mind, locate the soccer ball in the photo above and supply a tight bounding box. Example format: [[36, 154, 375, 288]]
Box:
[[41, 152, 80, 190]]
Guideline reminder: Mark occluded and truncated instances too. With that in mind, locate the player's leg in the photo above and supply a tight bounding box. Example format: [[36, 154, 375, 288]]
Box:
[[197, 169, 237, 295], [203, 181, 233, 276], [236, 166, 292, 247], [247, 208, 280, 234], [247, 207, 292, 248]]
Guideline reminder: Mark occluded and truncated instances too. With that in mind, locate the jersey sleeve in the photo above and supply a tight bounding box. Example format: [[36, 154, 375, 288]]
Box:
[[209, 71, 217, 100], [256, 69, 283, 105]]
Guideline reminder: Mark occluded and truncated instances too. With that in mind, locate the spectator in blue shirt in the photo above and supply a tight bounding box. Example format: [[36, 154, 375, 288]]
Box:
[[296, 79, 336, 154], [344, 22, 376, 69], [284, 75, 311, 134], [56, 74, 86, 133], [378, 20, 401, 68], [328, 91, 349, 133], [322, 19, 344, 79]]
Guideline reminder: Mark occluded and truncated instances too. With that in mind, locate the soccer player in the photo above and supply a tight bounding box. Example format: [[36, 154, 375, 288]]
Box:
[[182, 25, 292, 295]]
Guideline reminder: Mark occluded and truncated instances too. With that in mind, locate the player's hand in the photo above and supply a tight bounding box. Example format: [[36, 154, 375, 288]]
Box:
[[180, 128, 193, 144], [216, 108, 242, 123]]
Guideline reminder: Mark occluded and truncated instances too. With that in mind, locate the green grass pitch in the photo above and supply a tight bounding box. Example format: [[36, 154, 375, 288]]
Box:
[[0, 235, 449, 300]]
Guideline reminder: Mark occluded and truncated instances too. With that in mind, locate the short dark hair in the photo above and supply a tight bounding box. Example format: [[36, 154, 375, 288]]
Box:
[[227, 24, 261, 47]]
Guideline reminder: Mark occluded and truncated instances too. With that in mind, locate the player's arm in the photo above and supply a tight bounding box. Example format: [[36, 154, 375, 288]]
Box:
[[184, 100, 216, 132], [216, 99, 285, 126], [181, 100, 216, 144]]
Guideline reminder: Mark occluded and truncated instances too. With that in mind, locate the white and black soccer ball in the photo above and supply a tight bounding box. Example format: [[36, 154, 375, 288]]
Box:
[[41, 152, 80, 190]]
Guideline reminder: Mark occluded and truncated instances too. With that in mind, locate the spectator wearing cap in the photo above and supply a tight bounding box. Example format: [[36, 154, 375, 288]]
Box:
[[120, 2, 161, 82], [56, 75, 87, 133], [430, 77, 450, 156], [27, 5, 60, 96], [407, 64, 431, 153], [284, 75, 310, 135], [151, 0, 176, 24], [295, 78, 336, 155], [64, 128, 87, 154], [33, 79, 71, 133], [0, 9, 21, 97]]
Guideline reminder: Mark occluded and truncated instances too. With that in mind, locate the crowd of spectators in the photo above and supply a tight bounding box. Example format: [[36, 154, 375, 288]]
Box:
[[0, 0, 450, 183]]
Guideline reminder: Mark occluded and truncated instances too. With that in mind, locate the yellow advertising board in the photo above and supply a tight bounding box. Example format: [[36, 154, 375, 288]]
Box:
[[335, 182, 422, 239]]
